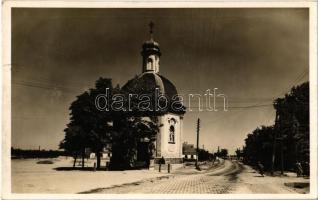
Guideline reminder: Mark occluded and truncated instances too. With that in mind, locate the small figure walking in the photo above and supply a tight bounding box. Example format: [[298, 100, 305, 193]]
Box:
[[295, 161, 303, 177], [257, 161, 265, 177]]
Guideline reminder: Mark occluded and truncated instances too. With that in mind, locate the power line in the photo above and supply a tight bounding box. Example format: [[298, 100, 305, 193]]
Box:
[[188, 103, 272, 109], [16, 79, 84, 90], [12, 81, 74, 95], [10, 63, 92, 88], [12, 79, 88, 95], [276, 68, 309, 97]]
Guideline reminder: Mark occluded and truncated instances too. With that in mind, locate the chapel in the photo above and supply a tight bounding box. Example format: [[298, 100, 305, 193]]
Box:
[[121, 22, 186, 168]]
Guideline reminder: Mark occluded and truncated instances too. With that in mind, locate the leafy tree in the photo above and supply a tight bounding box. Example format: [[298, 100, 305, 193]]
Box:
[[60, 78, 114, 169], [242, 82, 309, 173], [235, 148, 243, 160], [111, 116, 159, 169], [59, 124, 88, 168], [219, 149, 228, 158], [60, 77, 161, 170], [87, 78, 115, 169], [274, 82, 309, 172], [60, 91, 94, 168], [198, 148, 212, 161], [243, 126, 275, 169], [214, 147, 228, 158]]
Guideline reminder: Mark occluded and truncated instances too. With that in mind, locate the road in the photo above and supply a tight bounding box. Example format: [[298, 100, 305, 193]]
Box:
[[86, 160, 301, 194]]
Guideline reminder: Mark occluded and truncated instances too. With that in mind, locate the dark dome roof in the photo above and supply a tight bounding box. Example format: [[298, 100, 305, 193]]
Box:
[[122, 72, 185, 115], [122, 72, 177, 99]]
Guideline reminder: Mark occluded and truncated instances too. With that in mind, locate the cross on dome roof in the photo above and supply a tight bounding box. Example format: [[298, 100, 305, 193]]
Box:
[[141, 21, 161, 57], [149, 21, 154, 40]]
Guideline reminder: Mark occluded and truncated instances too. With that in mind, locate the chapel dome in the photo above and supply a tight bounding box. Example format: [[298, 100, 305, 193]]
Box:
[[121, 71, 185, 115], [122, 71, 177, 100]]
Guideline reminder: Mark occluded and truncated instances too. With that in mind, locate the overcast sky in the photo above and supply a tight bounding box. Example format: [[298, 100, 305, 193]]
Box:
[[12, 8, 309, 154]]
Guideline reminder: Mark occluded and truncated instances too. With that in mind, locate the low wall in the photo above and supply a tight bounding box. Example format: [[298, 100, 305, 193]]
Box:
[[154, 157, 183, 164], [153, 163, 184, 171]]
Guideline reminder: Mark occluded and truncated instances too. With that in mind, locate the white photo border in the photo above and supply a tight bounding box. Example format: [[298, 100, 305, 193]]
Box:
[[1, 1, 317, 199]]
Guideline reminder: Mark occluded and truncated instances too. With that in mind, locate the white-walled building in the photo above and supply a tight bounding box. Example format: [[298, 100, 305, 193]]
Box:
[[121, 23, 186, 167]]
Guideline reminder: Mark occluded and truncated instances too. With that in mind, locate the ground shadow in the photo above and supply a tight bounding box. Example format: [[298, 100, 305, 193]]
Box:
[[247, 171, 256, 173], [54, 166, 148, 171], [54, 167, 96, 171]]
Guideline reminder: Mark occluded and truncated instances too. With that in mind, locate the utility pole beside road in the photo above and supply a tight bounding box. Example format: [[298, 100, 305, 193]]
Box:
[[196, 118, 200, 170]]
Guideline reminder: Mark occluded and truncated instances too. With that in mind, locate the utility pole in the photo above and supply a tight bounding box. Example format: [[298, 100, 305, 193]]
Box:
[[279, 121, 284, 175], [280, 138, 284, 175], [271, 109, 284, 176], [195, 118, 200, 169], [293, 115, 300, 162], [271, 113, 278, 176]]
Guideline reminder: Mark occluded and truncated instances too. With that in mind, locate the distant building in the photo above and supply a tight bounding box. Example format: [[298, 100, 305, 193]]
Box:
[[182, 142, 197, 160], [86, 147, 112, 161]]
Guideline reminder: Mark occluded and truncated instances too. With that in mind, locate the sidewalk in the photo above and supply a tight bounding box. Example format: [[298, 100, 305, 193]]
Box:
[[12, 158, 172, 193], [233, 164, 309, 194]]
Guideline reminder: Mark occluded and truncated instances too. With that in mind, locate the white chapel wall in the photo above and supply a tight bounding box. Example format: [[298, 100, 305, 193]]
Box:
[[159, 113, 182, 159]]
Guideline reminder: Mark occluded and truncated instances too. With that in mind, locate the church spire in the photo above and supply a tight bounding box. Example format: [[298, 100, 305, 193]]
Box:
[[141, 21, 161, 73]]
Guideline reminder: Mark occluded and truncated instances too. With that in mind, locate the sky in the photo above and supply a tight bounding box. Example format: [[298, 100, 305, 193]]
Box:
[[12, 8, 309, 154]]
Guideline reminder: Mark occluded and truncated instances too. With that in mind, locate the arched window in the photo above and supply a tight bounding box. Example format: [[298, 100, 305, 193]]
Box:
[[147, 57, 153, 70], [168, 118, 177, 144], [169, 125, 175, 143]]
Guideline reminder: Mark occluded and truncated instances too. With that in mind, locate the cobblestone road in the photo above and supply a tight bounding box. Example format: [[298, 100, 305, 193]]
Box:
[[86, 160, 244, 194]]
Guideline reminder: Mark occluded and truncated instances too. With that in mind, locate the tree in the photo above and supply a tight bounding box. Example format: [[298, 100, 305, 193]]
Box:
[[111, 115, 159, 169], [214, 147, 228, 158], [86, 78, 115, 169], [243, 126, 275, 169], [235, 148, 243, 160], [60, 124, 91, 168], [198, 148, 212, 161], [60, 76, 162, 170], [219, 149, 228, 158], [274, 82, 309, 172], [60, 91, 94, 169], [242, 82, 309, 173], [60, 78, 114, 169]]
